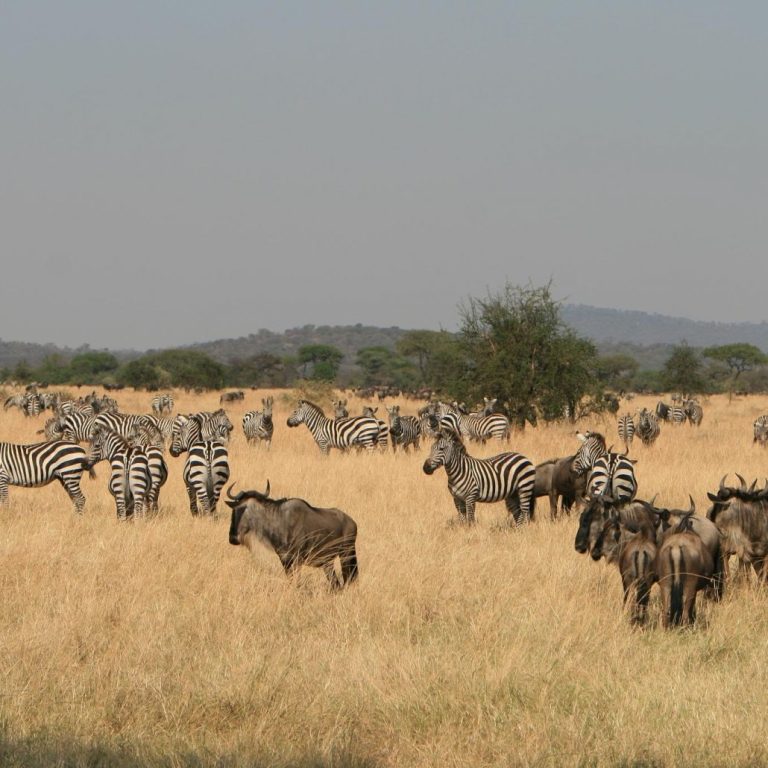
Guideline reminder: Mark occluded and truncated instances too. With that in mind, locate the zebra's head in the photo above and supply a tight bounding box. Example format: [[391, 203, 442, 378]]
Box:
[[422, 430, 464, 475], [87, 426, 112, 464], [287, 400, 321, 427], [169, 415, 191, 457], [262, 396, 273, 417], [572, 431, 607, 475]]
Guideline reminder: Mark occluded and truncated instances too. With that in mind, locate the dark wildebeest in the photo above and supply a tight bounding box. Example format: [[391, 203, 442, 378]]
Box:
[[640, 497, 724, 600], [226, 482, 359, 589], [220, 390, 245, 404], [574, 495, 656, 557], [706, 474, 768, 582], [533, 455, 587, 520], [655, 513, 714, 628], [593, 516, 657, 625]]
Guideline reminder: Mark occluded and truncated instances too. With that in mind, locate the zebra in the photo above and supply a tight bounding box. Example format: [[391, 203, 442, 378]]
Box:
[[172, 411, 233, 445], [37, 416, 66, 441], [361, 406, 389, 449], [386, 405, 421, 452], [683, 399, 703, 427], [438, 406, 510, 444], [617, 413, 635, 454], [422, 428, 535, 526], [242, 396, 274, 448], [87, 427, 153, 519], [61, 412, 100, 443], [753, 415, 768, 446], [332, 399, 349, 419], [125, 423, 169, 513], [418, 403, 440, 440], [0, 440, 94, 513], [655, 401, 671, 422], [669, 404, 686, 425], [286, 400, 380, 455], [635, 408, 661, 447], [151, 393, 174, 416], [170, 415, 230, 517], [3, 393, 42, 417], [92, 412, 158, 439], [572, 431, 637, 502]]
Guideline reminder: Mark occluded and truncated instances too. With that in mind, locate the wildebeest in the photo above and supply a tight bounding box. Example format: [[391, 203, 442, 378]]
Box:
[[226, 482, 359, 589], [593, 516, 657, 624], [574, 495, 656, 557], [706, 474, 768, 582], [220, 390, 245, 404], [655, 514, 714, 628], [533, 456, 587, 520]]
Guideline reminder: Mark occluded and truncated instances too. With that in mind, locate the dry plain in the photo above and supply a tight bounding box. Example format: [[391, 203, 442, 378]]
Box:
[[1, 389, 768, 767]]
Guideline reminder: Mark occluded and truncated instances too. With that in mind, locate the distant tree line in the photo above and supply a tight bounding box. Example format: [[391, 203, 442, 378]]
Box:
[[4, 284, 768, 407]]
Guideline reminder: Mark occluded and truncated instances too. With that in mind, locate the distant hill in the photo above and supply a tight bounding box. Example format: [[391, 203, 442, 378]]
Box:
[[2, 306, 768, 373], [560, 305, 768, 350]]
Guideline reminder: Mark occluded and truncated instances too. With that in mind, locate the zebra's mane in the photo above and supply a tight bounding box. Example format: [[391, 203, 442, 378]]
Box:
[[299, 400, 326, 415]]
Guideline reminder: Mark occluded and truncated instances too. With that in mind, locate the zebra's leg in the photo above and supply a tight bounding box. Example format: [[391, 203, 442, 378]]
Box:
[[0, 472, 9, 505], [59, 476, 86, 515], [451, 494, 468, 524], [196, 488, 211, 517], [186, 483, 199, 516], [505, 494, 525, 527]]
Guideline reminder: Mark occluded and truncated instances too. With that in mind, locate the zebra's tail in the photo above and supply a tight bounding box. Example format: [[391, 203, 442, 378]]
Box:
[[83, 459, 97, 480]]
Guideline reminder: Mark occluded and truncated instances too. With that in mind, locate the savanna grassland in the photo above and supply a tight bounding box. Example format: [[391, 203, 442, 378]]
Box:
[[2, 389, 768, 768]]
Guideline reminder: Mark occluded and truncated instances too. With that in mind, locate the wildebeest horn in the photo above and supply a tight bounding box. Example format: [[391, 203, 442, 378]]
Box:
[[226, 483, 240, 500], [736, 473, 747, 490], [687, 495, 696, 514], [649, 493, 658, 507], [264, 479, 270, 497], [719, 475, 728, 492]]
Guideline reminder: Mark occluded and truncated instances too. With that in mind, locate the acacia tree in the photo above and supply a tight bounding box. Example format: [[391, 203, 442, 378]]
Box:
[[455, 282, 599, 424], [297, 344, 343, 381], [702, 343, 767, 398], [662, 343, 704, 394]]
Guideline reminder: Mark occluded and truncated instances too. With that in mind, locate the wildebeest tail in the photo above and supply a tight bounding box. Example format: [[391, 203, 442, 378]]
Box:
[[669, 547, 685, 626]]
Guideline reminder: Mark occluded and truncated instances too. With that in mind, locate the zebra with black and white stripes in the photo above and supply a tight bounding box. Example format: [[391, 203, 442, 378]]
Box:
[[286, 400, 380, 455], [422, 428, 535, 525], [242, 396, 274, 448], [438, 406, 510, 444], [636, 408, 660, 446], [617, 413, 635, 453], [125, 423, 168, 513], [87, 427, 152, 519], [0, 440, 94, 513], [386, 405, 421, 452], [669, 404, 686, 425], [572, 431, 637, 502], [151, 393, 174, 416], [61, 412, 100, 443], [170, 415, 230, 517], [754, 415, 768, 446], [362, 406, 389, 449], [683, 399, 703, 427], [331, 399, 349, 419]]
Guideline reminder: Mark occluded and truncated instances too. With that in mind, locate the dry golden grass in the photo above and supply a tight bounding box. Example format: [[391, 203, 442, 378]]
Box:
[[2, 389, 768, 767]]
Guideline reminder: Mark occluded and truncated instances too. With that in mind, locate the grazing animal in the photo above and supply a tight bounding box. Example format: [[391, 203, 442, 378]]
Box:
[[170, 415, 230, 518], [125, 423, 169, 514], [594, 516, 657, 624], [331, 399, 349, 419], [573, 432, 637, 502], [706, 475, 768, 581], [220, 390, 245, 404], [286, 400, 380, 455], [87, 427, 153, 519], [655, 401, 671, 422], [683, 399, 703, 427], [361, 406, 389, 449], [437, 405, 510, 444], [0, 440, 95, 513], [422, 428, 535, 526], [575, 495, 655, 557], [242, 396, 274, 448], [635, 408, 660, 447], [226, 482, 359, 589], [386, 405, 420, 452], [151, 393, 174, 416], [617, 413, 635, 453], [655, 514, 714, 628], [533, 456, 587, 519], [753, 415, 768, 447]]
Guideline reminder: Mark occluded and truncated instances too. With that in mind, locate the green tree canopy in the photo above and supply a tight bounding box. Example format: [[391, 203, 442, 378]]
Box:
[[297, 344, 344, 381], [702, 343, 767, 379], [662, 342, 704, 393], [69, 351, 120, 382], [396, 330, 464, 392], [455, 282, 599, 424], [356, 346, 418, 388]]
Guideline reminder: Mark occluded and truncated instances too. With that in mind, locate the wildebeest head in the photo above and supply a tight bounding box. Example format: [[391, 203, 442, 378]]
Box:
[[423, 429, 464, 475], [574, 493, 615, 555], [227, 481, 271, 546]]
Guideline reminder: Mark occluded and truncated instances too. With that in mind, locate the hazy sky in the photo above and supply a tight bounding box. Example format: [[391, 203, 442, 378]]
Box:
[[2, 2, 767, 350]]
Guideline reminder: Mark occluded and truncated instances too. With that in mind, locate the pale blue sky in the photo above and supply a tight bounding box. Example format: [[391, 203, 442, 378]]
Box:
[[2, 2, 767, 349]]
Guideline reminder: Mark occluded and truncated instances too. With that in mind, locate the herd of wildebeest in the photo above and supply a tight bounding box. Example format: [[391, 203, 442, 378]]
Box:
[[4, 386, 768, 628]]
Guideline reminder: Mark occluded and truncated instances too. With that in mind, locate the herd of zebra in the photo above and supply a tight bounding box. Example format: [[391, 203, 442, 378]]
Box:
[[615, 397, 704, 452]]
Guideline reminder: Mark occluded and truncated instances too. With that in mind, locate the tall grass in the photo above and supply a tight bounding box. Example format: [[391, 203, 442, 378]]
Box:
[[1, 390, 767, 767]]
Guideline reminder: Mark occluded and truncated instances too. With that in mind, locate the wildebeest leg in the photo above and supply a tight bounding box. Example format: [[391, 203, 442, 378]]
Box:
[[452, 495, 468, 524], [279, 554, 300, 580], [340, 547, 359, 585], [548, 489, 558, 520], [323, 562, 342, 590]]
